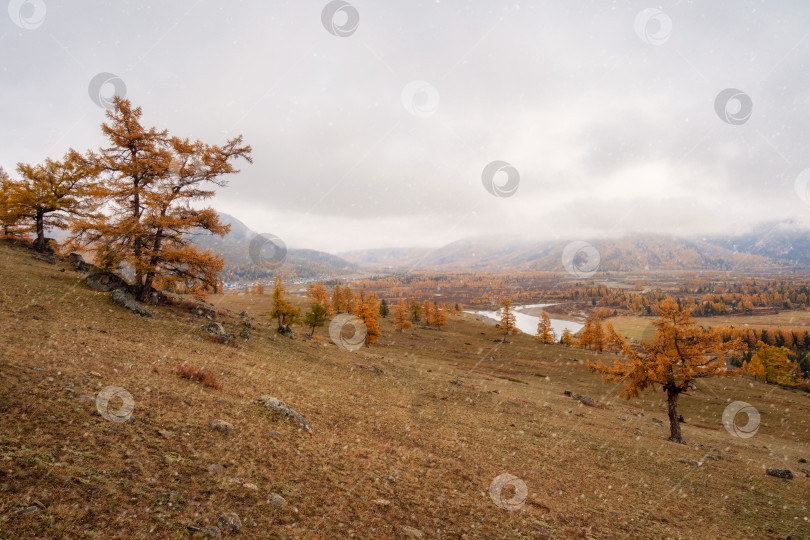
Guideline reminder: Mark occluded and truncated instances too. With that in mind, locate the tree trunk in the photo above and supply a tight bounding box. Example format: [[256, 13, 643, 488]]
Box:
[[308, 326, 315, 338], [132, 183, 143, 292], [34, 209, 45, 252], [666, 385, 684, 444], [138, 276, 154, 303]]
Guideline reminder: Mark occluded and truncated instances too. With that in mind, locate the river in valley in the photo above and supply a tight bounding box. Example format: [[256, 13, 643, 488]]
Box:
[[467, 303, 584, 339]]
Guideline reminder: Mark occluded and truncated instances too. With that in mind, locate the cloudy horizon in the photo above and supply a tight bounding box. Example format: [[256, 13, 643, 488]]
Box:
[[3, 1, 810, 252]]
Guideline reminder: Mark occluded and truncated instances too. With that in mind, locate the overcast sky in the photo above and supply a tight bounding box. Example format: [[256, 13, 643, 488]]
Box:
[[2, 1, 810, 252]]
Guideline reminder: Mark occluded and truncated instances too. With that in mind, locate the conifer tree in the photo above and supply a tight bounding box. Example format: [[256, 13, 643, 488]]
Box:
[[331, 284, 344, 313], [304, 302, 327, 338], [537, 312, 554, 343], [745, 354, 766, 380], [429, 302, 448, 329], [355, 290, 380, 346], [70, 98, 252, 301], [560, 328, 575, 346], [11, 150, 100, 252], [751, 342, 797, 386], [270, 275, 300, 335], [589, 297, 743, 444], [497, 298, 517, 340], [393, 299, 412, 332], [307, 282, 333, 316], [409, 299, 422, 323]]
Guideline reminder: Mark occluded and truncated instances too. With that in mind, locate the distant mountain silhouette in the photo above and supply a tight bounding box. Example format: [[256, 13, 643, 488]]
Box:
[[340, 227, 810, 272], [190, 212, 357, 282]]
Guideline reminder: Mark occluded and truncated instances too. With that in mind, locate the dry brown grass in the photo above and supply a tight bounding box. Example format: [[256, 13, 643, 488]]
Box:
[[0, 242, 808, 539]]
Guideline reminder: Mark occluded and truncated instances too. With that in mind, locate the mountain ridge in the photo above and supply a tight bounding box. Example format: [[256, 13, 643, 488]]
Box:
[[338, 226, 810, 272]]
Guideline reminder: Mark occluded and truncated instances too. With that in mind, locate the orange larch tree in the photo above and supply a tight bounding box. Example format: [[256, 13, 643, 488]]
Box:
[[537, 311, 554, 343], [0, 167, 25, 237], [342, 285, 355, 314], [497, 297, 517, 341], [429, 302, 448, 329], [70, 97, 252, 301], [393, 299, 412, 332], [578, 313, 605, 352], [307, 282, 334, 316], [10, 150, 100, 252], [409, 299, 422, 323], [589, 297, 743, 444], [422, 300, 435, 327], [355, 290, 381, 346], [331, 284, 344, 313], [270, 275, 300, 335]]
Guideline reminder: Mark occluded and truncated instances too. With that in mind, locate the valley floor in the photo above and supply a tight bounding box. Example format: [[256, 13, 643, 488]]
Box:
[[0, 243, 808, 539]]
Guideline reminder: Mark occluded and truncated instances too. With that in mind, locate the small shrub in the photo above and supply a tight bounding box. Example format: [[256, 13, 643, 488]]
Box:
[[172, 362, 222, 390]]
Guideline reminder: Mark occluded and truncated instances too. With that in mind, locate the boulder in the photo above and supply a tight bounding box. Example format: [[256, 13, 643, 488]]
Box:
[[766, 468, 793, 479], [110, 289, 153, 318], [401, 526, 425, 538], [186, 526, 221, 537], [67, 253, 98, 273], [193, 305, 217, 319], [86, 271, 129, 292], [267, 493, 286, 507], [201, 322, 235, 343], [208, 419, 234, 434], [256, 395, 311, 433], [208, 464, 226, 474], [202, 322, 226, 335], [216, 513, 242, 533], [564, 391, 610, 410], [277, 324, 295, 338]]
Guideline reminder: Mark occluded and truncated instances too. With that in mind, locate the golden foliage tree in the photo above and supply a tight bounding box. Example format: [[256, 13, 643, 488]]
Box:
[[497, 298, 517, 340], [591, 313, 605, 352], [537, 312, 554, 343], [431, 303, 448, 329], [422, 300, 435, 326], [578, 317, 594, 349], [589, 297, 743, 444], [355, 290, 380, 346], [270, 275, 300, 335], [70, 98, 252, 301], [307, 282, 333, 316], [393, 299, 412, 332], [745, 354, 766, 380], [9, 150, 100, 252], [409, 299, 422, 323], [0, 168, 18, 236], [578, 313, 605, 352], [751, 342, 797, 386], [560, 327, 575, 346], [253, 283, 265, 295], [331, 284, 344, 313], [342, 285, 355, 314]]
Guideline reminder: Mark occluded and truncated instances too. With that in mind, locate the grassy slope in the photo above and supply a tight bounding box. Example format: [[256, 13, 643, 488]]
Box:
[[0, 243, 807, 539]]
